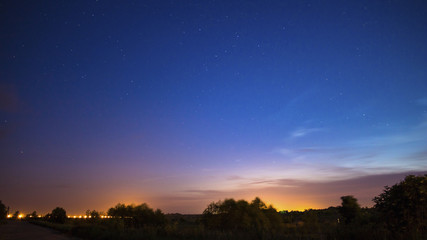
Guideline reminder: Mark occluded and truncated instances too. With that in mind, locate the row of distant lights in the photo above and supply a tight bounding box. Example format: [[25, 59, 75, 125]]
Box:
[[69, 215, 112, 219], [7, 214, 27, 219], [6, 214, 112, 219]]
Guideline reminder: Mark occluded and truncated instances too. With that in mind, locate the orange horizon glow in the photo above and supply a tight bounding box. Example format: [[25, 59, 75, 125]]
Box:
[[2, 171, 419, 216]]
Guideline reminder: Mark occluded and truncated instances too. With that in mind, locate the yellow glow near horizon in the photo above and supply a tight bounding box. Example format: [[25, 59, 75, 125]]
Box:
[[270, 199, 323, 212], [274, 203, 318, 212]]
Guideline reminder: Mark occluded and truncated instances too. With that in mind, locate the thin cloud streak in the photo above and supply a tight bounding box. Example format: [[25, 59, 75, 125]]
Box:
[[291, 127, 325, 138]]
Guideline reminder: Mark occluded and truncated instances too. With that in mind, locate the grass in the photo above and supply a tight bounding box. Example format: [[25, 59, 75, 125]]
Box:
[[27, 215, 427, 240]]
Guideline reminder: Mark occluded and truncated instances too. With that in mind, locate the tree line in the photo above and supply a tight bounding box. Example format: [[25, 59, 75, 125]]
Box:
[[1, 174, 426, 240]]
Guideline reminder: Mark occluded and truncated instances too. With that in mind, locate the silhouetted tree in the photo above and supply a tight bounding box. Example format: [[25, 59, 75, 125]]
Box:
[[107, 203, 166, 228], [108, 203, 127, 218], [251, 197, 267, 210], [203, 198, 250, 230], [43, 213, 52, 221], [0, 201, 7, 220], [338, 195, 360, 224], [12, 210, 20, 219], [30, 211, 38, 218], [373, 174, 427, 237], [25, 211, 38, 219], [202, 197, 283, 235], [50, 207, 67, 224], [90, 210, 100, 219], [84, 209, 100, 223]]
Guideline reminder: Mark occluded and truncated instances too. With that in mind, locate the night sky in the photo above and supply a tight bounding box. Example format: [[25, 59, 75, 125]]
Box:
[[1, 0, 427, 215]]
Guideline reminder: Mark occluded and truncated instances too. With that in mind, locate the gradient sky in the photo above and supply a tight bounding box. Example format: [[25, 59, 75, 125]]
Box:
[[1, 0, 427, 215]]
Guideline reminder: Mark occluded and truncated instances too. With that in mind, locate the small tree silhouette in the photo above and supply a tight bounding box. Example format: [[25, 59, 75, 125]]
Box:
[[50, 207, 67, 224], [12, 211, 20, 219], [0, 201, 7, 220], [202, 197, 283, 235], [107, 203, 166, 228], [30, 211, 38, 218], [338, 195, 360, 224]]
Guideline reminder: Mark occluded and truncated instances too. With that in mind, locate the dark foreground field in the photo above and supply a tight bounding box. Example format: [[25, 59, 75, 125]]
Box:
[[0, 220, 80, 240]]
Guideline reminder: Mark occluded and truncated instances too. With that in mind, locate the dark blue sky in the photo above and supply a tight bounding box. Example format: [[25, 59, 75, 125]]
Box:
[[1, 0, 427, 214]]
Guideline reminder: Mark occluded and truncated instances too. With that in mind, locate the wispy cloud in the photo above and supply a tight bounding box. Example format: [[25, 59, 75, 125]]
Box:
[[227, 176, 305, 188], [291, 127, 324, 138], [269, 117, 427, 185]]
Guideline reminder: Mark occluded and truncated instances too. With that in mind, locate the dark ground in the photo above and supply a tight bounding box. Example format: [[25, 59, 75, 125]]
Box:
[[0, 221, 79, 240]]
